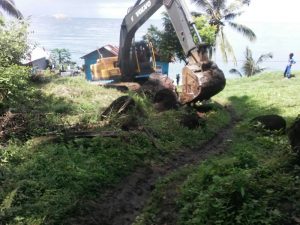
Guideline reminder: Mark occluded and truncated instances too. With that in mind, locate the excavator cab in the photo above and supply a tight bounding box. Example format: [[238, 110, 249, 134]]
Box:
[[131, 40, 156, 78]]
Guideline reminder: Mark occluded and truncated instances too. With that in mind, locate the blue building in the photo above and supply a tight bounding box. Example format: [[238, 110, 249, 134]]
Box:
[[81, 45, 119, 81]]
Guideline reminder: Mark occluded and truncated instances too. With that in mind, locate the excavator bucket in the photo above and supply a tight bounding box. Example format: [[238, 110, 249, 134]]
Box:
[[179, 62, 226, 104]]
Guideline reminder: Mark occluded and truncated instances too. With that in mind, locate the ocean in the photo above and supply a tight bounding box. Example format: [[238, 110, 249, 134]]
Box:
[[29, 17, 300, 80]]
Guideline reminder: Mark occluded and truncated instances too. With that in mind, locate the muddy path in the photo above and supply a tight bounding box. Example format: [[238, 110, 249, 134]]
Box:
[[67, 107, 239, 225]]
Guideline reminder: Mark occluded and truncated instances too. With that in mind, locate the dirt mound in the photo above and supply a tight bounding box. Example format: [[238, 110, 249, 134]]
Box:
[[250, 114, 286, 133], [153, 89, 178, 111]]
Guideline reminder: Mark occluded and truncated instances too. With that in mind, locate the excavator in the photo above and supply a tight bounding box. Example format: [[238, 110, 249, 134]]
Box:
[[91, 0, 226, 104]]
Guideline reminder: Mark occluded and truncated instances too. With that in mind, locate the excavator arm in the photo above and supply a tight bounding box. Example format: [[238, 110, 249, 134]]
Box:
[[118, 0, 226, 104], [118, 0, 163, 78]]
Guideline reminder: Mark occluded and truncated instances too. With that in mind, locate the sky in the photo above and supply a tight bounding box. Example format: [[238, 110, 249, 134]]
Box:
[[12, 0, 300, 22]]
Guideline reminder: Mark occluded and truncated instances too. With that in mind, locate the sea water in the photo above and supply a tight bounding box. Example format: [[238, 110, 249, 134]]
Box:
[[29, 17, 300, 80]]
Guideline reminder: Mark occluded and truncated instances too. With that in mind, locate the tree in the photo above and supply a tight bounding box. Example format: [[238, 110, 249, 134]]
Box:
[[192, 0, 256, 64], [229, 47, 273, 77], [0, 0, 23, 19], [50, 48, 71, 67]]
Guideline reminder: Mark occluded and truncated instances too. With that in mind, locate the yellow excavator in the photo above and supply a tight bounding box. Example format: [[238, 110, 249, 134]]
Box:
[[91, 0, 226, 104]]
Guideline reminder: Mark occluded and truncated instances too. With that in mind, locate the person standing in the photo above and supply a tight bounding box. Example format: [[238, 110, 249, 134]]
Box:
[[284, 53, 296, 79], [176, 74, 180, 86]]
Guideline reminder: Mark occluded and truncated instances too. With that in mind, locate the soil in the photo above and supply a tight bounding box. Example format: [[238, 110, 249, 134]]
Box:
[[66, 107, 239, 225]]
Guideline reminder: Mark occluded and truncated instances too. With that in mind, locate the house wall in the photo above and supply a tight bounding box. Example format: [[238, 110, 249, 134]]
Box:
[[83, 52, 99, 81], [27, 57, 48, 70]]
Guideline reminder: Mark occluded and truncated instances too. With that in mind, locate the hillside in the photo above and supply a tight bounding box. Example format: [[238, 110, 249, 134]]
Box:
[[1, 72, 299, 224]]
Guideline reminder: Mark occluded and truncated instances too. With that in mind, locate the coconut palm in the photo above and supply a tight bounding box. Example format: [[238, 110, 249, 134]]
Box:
[[230, 47, 273, 77], [0, 0, 23, 19], [192, 0, 256, 64]]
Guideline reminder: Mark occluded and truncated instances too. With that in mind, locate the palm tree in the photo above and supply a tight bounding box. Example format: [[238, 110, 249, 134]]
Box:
[[0, 0, 23, 19], [192, 0, 256, 64], [230, 47, 273, 77]]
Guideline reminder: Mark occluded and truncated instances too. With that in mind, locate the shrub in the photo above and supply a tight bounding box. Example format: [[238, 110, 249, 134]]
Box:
[[0, 65, 32, 112], [0, 18, 30, 67]]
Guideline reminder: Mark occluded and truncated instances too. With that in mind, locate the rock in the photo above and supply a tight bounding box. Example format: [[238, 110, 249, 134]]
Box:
[[250, 114, 286, 133]]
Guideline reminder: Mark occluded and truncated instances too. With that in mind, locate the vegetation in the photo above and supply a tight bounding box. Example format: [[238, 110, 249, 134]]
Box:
[[0, 72, 230, 224], [0, 17, 30, 67], [192, 0, 256, 63], [0, 16, 30, 113], [194, 16, 217, 46], [134, 72, 300, 225], [0, 0, 23, 19], [230, 47, 273, 77], [144, 14, 216, 62], [1, 2, 299, 224], [0, 65, 31, 112]]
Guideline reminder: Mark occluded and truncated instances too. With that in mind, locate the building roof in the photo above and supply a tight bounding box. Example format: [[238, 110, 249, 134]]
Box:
[[80, 44, 119, 59]]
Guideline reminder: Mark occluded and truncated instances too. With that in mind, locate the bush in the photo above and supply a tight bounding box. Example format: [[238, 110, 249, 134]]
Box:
[[0, 65, 32, 112], [0, 18, 30, 67]]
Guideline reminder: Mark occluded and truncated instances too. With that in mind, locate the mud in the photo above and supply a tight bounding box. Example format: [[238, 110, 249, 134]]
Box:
[[66, 107, 238, 225]]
